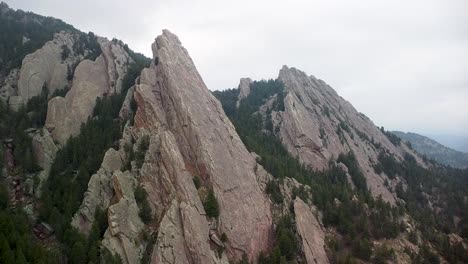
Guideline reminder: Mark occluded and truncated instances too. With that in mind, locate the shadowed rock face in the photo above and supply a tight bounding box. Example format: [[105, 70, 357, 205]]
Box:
[[266, 66, 425, 204], [133, 30, 272, 263]]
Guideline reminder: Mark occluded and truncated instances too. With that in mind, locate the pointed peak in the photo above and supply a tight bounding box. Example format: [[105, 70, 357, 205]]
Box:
[[151, 29, 184, 60], [0, 1, 10, 12]]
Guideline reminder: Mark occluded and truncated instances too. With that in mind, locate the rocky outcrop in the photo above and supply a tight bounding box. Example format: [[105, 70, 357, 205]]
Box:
[[97, 38, 133, 94], [45, 39, 132, 145], [17, 31, 77, 101], [236, 77, 252, 108], [137, 131, 219, 264], [102, 170, 144, 264], [0, 69, 19, 104], [294, 198, 329, 264], [268, 66, 425, 204], [71, 148, 123, 233], [30, 128, 58, 196], [45, 55, 108, 144], [31, 129, 57, 172], [119, 86, 135, 120], [132, 30, 272, 263]]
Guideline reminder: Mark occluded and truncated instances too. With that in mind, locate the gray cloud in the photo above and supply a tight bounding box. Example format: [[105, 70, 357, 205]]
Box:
[[6, 0, 468, 136]]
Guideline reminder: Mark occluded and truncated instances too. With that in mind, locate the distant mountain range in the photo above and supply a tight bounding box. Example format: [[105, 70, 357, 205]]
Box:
[[392, 131, 468, 168], [428, 134, 468, 153]]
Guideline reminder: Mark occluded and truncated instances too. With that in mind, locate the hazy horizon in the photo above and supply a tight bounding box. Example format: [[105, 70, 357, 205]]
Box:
[[4, 0, 468, 138]]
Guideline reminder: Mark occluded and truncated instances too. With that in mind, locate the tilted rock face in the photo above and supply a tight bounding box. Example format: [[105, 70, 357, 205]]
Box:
[[133, 30, 272, 263], [45, 39, 133, 145], [72, 124, 147, 264], [17, 31, 77, 101], [236, 77, 252, 108], [265, 65, 425, 203], [294, 198, 329, 264], [136, 130, 224, 264], [30, 128, 58, 197], [119, 86, 135, 120], [102, 170, 145, 264], [97, 37, 133, 94], [71, 148, 123, 233]]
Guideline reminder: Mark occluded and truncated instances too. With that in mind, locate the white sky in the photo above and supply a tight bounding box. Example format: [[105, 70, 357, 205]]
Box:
[[5, 0, 468, 137]]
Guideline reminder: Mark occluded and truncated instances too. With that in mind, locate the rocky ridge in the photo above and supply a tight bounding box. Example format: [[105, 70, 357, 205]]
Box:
[[70, 30, 281, 264], [1, 31, 81, 109], [241, 66, 426, 204], [392, 131, 468, 169]]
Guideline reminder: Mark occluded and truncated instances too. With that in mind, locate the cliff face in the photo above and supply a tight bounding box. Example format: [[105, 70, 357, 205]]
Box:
[[0, 31, 80, 109], [252, 66, 425, 203], [132, 30, 273, 263], [72, 30, 275, 264], [45, 38, 133, 145], [17, 31, 77, 101]]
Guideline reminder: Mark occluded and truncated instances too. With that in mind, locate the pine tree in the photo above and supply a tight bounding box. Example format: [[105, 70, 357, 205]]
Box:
[[204, 189, 219, 218]]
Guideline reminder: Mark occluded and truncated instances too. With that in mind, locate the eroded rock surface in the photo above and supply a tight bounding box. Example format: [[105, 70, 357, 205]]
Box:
[[102, 170, 144, 264], [17, 31, 77, 101], [45, 38, 133, 145], [132, 30, 272, 263], [294, 198, 329, 264], [71, 148, 123, 234], [30, 128, 58, 196], [45, 55, 108, 144], [269, 66, 425, 203], [236, 77, 252, 108]]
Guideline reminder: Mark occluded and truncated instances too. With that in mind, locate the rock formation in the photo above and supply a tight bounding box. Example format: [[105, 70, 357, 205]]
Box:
[[242, 66, 426, 204], [236, 77, 252, 108], [17, 31, 77, 101], [45, 39, 133, 145], [0, 69, 19, 106], [71, 148, 123, 233], [294, 198, 329, 264], [102, 170, 144, 264], [130, 30, 273, 263], [30, 128, 58, 196]]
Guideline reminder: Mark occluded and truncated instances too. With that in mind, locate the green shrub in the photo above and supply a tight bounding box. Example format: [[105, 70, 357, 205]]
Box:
[[266, 180, 283, 204], [193, 176, 201, 189], [135, 135, 150, 168], [135, 186, 152, 224], [203, 189, 219, 218]]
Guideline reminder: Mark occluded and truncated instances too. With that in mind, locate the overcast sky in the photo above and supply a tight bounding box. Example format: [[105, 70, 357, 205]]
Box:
[[6, 0, 468, 137]]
